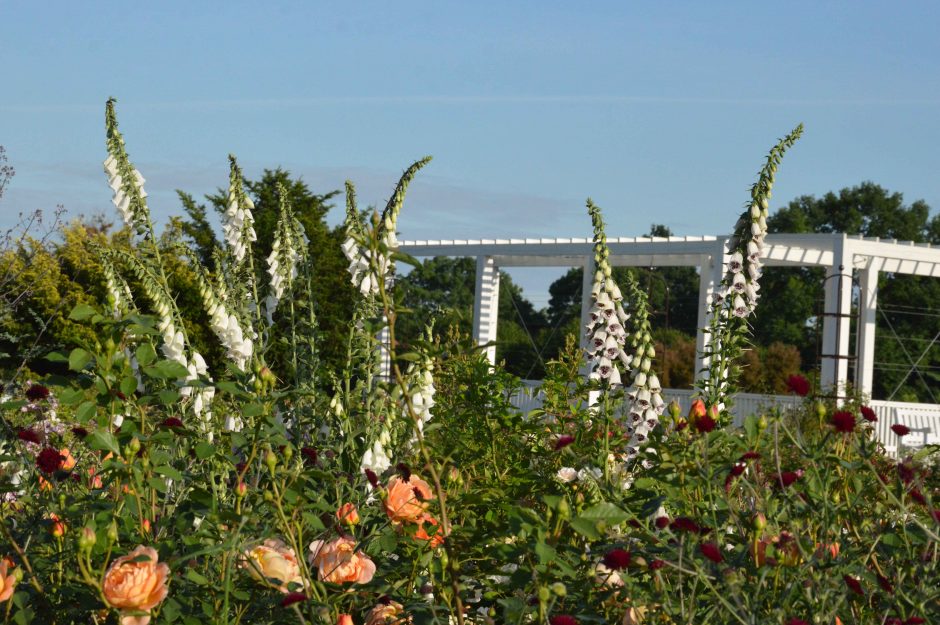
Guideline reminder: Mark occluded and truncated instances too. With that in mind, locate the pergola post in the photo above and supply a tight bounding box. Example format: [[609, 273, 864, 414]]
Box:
[[695, 241, 728, 384], [856, 257, 879, 398], [473, 255, 500, 365], [821, 235, 852, 398]]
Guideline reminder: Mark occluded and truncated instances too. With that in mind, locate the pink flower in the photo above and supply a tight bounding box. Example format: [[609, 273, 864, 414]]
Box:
[[554, 434, 575, 450]]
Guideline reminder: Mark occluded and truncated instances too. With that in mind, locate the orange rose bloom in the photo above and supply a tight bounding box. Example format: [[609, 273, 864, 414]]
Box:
[[364, 600, 409, 625], [243, 539, 305, 592], [384, 475, 433, 524], [0, 559, 16, 602], [336, 502, 360, 525], [102, 545, 170, 625], [338, 615, 354, 625], [308, 537, 375, 584], [59, 448, 76, 471], [414, 515, 445, 548], [49, 513, 66, 538]]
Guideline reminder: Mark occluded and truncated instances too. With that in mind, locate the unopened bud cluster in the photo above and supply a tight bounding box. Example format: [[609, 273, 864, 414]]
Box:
[[222, 156, 258, 265], [623, 275, 665, 458]]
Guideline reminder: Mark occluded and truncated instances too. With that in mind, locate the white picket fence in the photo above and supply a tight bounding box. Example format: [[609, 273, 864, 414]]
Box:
[[509, 381, 940, 457]]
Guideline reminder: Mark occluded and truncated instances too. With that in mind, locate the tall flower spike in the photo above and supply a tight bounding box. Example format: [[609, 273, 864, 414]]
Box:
[[622, 271, 665, 459], [265, 183, 306, 323], [103, 98, 151, 236], [345, 158, 432, 296], [223, 155, 257, 265], [697, 124, 803, 415], [583, 200, 631, 388], [194, 265, 253, 372]]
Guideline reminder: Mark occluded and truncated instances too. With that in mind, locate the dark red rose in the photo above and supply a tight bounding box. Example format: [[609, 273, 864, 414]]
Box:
[[891, 424, 911, 436], [739, 451, 760, 461], [377, 595, 392, 606], [885, 619, 903, 625], [654, 516, 670, 529], [671, 517, 700, 533], [412, 486, 426, 501], [877, 574, 894, 594], [693, 414, 717, 433], [786, 374, 810, 396], [898, 461, 915, 484], [602, 548, 631, 571], [364, 468, 379, 488], [279, 592, 307, 607], [36, 447, 64, 474], [554, 434, 575, 450], [549, 616, 578, 625], [776, 470, 803, 488], [843, 575, 864, 595], [904, 617, 927, 625], [300, 447, 317, 466], [396, 462, 412, 482], [675, 421, 688, 432], [786, 619, 809, 625], [649, 559, 666, 570], [910, 489, 926, 506], [860, 405, 877, 422], [699, 542, 723, 563], [17, 428, 41, 444], [831, 411, 856, 433], [70, 427, 89, 439], [160, 417, 184, 429], [25, 384, 50, 402]]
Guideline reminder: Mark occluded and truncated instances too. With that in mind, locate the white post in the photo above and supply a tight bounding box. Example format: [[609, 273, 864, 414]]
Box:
[[821, 235, 852, 399], [473, 256, 500, 365], [856, 257, 879, 398], [695, 240, 728, 384]]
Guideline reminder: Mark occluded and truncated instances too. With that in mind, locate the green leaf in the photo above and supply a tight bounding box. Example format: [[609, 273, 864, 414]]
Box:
[[185, 569, 209, 586], [58, 388, 86, 406], [69, 303, 97, 321], [44, 351, 68, 363], [69, 348, 93, 372], [534, 541, 556, 565], [75, 401, 97, 424], [148, 477, 168, 493], [569, 517, 601, 540], [144, 360, 190, 379], [579, 502, 628, 525], [157, 390, 181, 405], [194, 442, 216, 460], [154, 465, 184, 481], [242, 403, 264, 418], [87, 431, 120, 455], [120, 376, 138, 397], [136, 343, 157, 367]]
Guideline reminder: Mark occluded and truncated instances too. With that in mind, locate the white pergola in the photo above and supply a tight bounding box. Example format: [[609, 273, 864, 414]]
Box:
[[399, 232, 940, 398]]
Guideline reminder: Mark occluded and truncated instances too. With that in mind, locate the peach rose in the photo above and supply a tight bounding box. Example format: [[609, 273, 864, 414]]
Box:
[[414, 515, 445, 548], [102, 545, 169, 625], [48, 513, 66, 538], [336, 502, 360, 525], [243, 539, 305, 592], [384, 475, 433, 524], [59, 448, 76, 471], [364, 600, 409, 625], [0, 559, 16, 602], [338, 615, 354, 625], [308, 537, 375, 584]]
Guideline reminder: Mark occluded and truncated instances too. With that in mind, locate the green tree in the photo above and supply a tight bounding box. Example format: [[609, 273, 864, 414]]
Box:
[[762, 182, 940, 400]]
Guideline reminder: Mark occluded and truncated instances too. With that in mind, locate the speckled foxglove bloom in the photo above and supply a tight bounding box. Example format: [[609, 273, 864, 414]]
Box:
[[698, 124, 803, 414], [222, 155, 257, 265], [196, 272, 253, 372], [265, 183, 306, 324], [623, 272, 666, 459], [584, 200, 631, 388]]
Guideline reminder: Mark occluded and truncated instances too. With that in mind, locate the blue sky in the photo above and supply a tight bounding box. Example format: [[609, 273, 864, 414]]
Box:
[[3, 1, 940, 305]]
